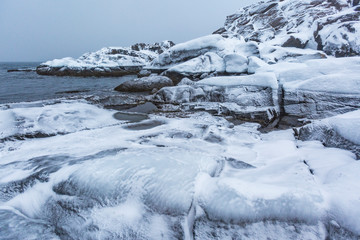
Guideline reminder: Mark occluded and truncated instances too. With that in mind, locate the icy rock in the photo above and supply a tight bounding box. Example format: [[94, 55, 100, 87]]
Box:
[[147, 35, 259, 77], [247, 56, 268, 74], [36, 41, 174, 77], [153, 73, 280, 126], [255, 56, 360, 121], [137, 69, 152, 78], [163, 52, 225, 84], [260, 46, 327, 63], [114, 75, 173, 92], [296, 110, 360, 159], [149, 35, 244, 69], [215, 0, 360, 57], [224, 54, 248, 73], [177, 78, 196, 86]]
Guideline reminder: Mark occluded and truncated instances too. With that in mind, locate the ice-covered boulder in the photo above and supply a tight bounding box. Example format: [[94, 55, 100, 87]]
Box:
[[224, 54, 248, 73], [36, 41, 175, 77], [296, 110, 360, 159], [215, 0, 360, 57], [260, 46, 327, 64], [163, 52, 226, 84], [114, 75, 173, 92], [254, 56, 360, 123], [147, 35, 259, 71], [153, 73, 280, 126]]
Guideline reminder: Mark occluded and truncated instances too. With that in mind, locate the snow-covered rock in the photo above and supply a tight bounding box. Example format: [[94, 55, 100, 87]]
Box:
[[254, 56, 360, 122], [296, 110, 360, 159], [260, 46, 327, 63], [224, 54, 248, 73], [163, 52, 226, 84], [114, 75, 173, 92], [247, 56, 268, 74], [36, 41, 175, 76], [153, 73, 280, 126], [148, 35, 246, 69], [215, 0, 360, 57]]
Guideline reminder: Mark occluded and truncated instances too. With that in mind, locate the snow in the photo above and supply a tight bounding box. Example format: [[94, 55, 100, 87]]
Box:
[[167, 52, 225, 74], [0, 100, 119, 140], [197, 72, 278, 89], [1, 100, 359, 237], [256, 56, 360, 94], [149, 35, 258, 68]]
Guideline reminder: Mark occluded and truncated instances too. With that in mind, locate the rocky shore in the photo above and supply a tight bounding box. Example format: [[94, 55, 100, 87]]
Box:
[[33, 0, 360, 238]]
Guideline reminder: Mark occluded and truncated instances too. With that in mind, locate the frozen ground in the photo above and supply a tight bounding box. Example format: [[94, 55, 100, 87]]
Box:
[[0, 100, 359, 239]]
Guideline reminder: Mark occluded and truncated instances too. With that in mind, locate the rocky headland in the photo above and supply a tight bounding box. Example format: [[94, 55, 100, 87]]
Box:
[[34, 0, 360, 238]]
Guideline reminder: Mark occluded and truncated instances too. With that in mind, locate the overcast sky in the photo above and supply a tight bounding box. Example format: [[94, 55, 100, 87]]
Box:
[[0, 0, 258, 62]]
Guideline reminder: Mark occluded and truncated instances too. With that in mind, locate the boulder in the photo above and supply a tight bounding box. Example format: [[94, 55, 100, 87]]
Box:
[[224, 54, 248, 73], [163, 52, 225, 84], [296, 110, 360, 159], [247, 56, 268, 74], [114, 75, 173, 92]]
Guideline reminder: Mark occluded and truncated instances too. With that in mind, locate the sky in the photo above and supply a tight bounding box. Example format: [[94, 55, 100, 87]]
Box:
[[0, 0, 258, 62]]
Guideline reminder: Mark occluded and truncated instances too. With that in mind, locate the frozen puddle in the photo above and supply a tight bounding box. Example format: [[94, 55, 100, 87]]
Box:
[[0, 100, 359, 239]]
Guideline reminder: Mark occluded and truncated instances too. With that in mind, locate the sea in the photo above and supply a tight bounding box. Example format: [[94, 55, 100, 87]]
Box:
[[0, 62, 133, 104]]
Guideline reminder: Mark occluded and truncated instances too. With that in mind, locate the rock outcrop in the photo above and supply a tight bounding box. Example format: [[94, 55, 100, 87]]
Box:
[[36, 41, 174, 76], [214, 0, 360, 57], [296, 110, 360, 159], [153, 73, 280, 127]]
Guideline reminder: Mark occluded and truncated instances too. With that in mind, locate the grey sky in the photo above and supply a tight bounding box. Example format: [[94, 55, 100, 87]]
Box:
[[0, 0, 258, 62]]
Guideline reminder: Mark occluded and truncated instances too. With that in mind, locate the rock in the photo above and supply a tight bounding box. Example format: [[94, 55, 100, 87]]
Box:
[[177, 78, 196, 86], [247, 56, 268, 74], [137, 69, 152, 77], [153, 73, 280, 127], [215, 0, 360, 57], [114, 75, 173, 92], [147, 35, 258, 72], [282, 36, 308, 48], [36, 41, 174, 77], [260, 46, 327, 63], [224, 54, 248, 73], [296, 110, 360, 159], [163, 52, 225, 84]]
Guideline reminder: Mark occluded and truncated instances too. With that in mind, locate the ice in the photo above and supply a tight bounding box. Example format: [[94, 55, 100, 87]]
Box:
[[1, 101, 360, 238], [328, 110, 360, 145], [167, 52, 225, 74], [149, 35, 257, 69], [0, 100, 119, 140], [197, 72, 278, 89]]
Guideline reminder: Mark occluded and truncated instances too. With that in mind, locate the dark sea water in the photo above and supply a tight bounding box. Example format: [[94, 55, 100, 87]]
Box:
[[0, 62, 134, 104]]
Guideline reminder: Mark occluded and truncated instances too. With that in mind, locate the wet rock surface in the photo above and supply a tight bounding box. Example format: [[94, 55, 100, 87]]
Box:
[[114, 75, 173, 92]]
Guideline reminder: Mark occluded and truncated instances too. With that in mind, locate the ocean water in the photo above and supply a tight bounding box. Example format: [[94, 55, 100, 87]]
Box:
[[0, 62, 133, 104], [0, 63, 359, 239]]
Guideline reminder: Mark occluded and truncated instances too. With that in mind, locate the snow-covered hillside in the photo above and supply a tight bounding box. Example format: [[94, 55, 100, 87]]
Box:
[[214, 0, 360, 57]]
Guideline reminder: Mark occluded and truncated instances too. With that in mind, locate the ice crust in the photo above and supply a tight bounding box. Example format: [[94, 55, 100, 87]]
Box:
[[0, 100, 359, 239]]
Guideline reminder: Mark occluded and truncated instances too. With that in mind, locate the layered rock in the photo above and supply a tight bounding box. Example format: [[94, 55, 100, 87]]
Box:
[[270, 57, 360, 122], [296, 110, 360, 159], [153, 73, 280, 127], [36, 41, 174, 76], [214, 0, 360, 57]]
